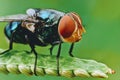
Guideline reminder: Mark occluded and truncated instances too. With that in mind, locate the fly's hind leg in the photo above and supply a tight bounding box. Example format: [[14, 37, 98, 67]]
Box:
[[0, 30, 16, 54]]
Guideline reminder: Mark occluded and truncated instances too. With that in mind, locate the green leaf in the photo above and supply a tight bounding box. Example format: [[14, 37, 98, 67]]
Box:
[[0, 49, 114, 78]]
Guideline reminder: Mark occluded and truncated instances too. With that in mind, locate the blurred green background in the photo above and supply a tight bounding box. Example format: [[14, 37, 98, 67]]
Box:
[[0, 0, 120, 80]]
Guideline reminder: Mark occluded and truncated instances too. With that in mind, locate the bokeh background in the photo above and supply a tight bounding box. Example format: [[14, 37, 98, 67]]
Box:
[[0, 0, 120, 80]]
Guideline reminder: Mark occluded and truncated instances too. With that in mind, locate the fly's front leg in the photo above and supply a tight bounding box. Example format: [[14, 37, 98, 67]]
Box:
[[56, 41, 62, 76], [49, 45, 54, 55], [69, 43, 74, 57]]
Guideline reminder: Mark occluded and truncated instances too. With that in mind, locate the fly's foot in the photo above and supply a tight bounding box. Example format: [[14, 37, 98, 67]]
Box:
[[69, 53, 74, 57], [56, 57, 60, 76], [34, 69, 37, 76], [0, 49, 11, 55]]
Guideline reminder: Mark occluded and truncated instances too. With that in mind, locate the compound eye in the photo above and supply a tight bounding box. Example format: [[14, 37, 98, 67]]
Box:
[[26, 8, 36, 17], [58, 15, 76, 38], [58, 13, 86, 43]]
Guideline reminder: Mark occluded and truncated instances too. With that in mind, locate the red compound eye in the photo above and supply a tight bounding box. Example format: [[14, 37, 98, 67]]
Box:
[[58, 15, 75, 38], [58, 12, 86, 43]]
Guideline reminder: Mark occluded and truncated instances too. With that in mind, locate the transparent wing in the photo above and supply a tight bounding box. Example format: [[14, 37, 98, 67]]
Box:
[[0, 14, 38, 22]]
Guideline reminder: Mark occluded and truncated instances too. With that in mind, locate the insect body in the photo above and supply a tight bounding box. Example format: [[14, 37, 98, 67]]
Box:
[[5, 9, 64, 46], [0, 8, 85, 75]]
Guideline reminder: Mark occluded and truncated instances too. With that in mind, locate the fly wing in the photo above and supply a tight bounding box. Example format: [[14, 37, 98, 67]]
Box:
[[0, 14, 29, 22], [0, 14, 38, 23]]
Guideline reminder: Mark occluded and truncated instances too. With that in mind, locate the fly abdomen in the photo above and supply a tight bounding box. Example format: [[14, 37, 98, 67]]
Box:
[[4, 22, 27, 44]]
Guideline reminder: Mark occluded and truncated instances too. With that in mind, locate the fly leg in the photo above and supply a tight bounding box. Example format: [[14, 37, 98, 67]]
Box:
[[68, 43, 74, 57], [0, 30, 16, 54], [25, 35, 38, 76], [50, 45, 54, 55], [30, 45, 38, 76], [50, 41, 61, 56], [56, 41, 62, 76]]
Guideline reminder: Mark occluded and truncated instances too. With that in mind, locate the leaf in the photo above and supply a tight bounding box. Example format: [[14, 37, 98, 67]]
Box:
[[0, 49, 115, 78]]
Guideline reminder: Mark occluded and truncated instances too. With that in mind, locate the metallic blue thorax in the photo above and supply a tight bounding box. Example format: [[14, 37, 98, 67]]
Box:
[[36, 9, 65, 26]]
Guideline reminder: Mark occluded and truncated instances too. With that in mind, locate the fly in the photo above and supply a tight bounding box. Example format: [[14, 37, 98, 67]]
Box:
[[0, 8, 86, 76]]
